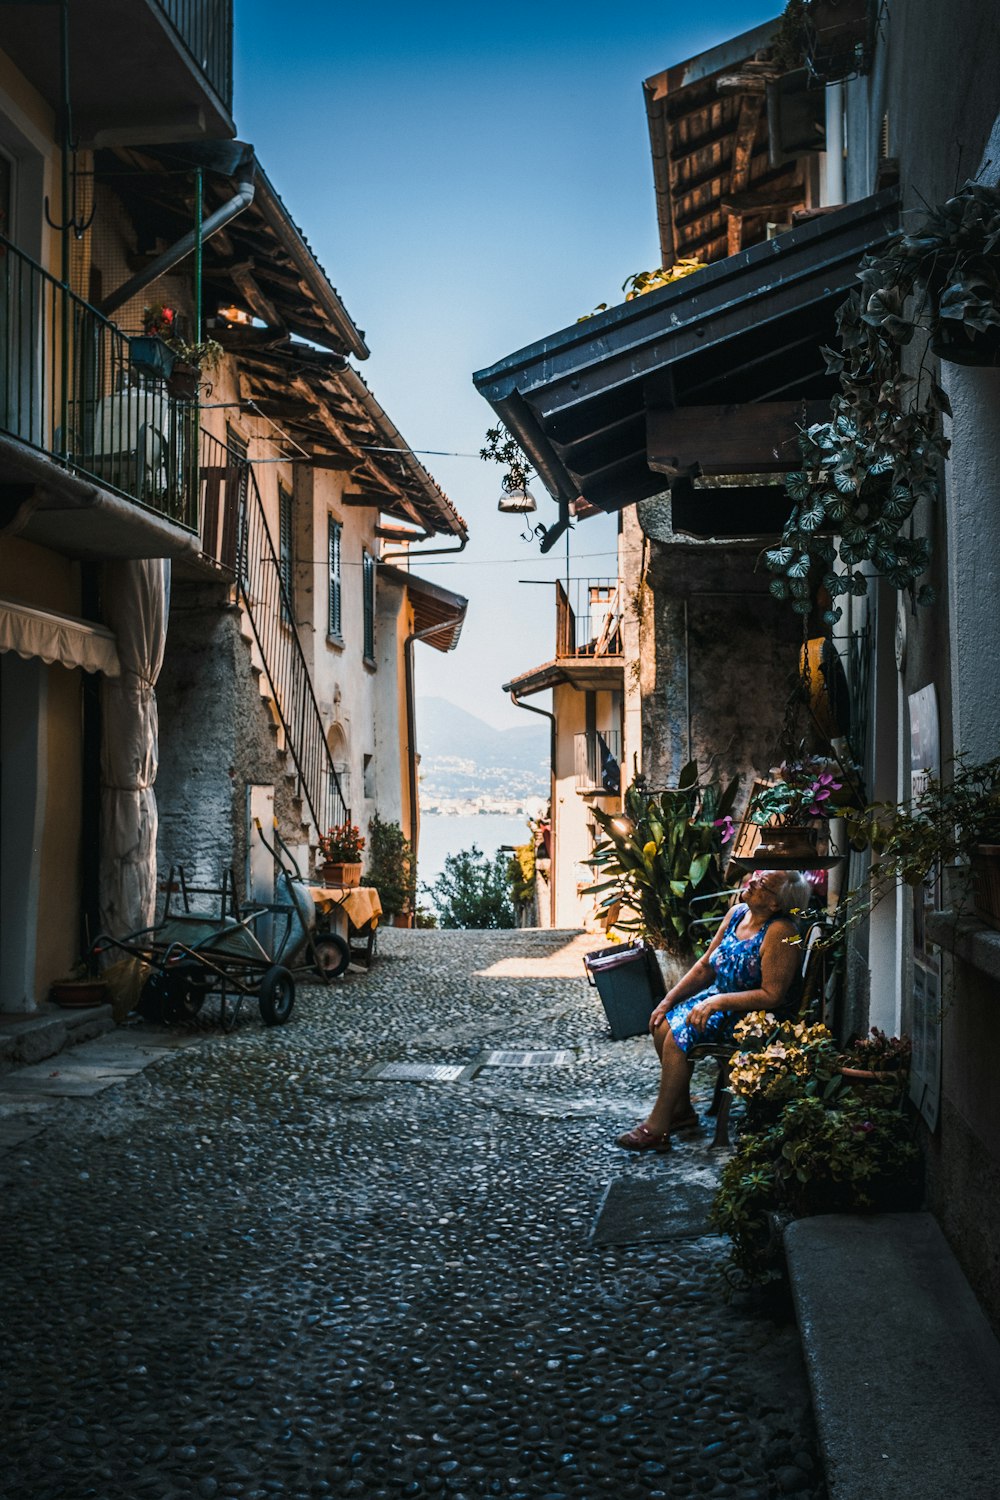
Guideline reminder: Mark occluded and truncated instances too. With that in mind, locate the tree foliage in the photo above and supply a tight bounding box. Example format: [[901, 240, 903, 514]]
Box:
[[425, 845, 516, 930]]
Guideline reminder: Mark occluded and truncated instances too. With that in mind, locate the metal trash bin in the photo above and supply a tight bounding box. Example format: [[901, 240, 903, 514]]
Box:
[[583, 940, 666, 1040]]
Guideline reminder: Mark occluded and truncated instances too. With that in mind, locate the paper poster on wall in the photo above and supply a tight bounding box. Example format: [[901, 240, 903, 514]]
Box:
[[908, 685, 941, 1131]]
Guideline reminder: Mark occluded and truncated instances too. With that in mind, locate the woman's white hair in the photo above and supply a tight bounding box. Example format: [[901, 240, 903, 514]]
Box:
[[760, 870, 812, 915]]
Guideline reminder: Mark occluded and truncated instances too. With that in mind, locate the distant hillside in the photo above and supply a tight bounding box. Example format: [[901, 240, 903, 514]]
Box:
[[417, 697, 548, 804]]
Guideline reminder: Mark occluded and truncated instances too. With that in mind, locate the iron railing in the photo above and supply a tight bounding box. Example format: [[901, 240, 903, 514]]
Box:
[[575, 729, 622, 792], [556, 577, 623, 657], [228, 440, 349, 839], [154, 0, 234, 110], [0, 234, 199, 530]]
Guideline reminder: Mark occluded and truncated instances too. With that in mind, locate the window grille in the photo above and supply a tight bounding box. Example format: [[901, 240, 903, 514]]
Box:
[[279, 485, 293, 624]]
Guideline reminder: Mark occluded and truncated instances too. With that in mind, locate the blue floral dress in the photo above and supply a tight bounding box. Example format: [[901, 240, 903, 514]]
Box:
[[667, 903, 780, 1055]]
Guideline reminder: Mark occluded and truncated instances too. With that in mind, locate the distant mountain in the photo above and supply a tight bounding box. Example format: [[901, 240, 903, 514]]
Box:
[[416, 697, 548, 805]]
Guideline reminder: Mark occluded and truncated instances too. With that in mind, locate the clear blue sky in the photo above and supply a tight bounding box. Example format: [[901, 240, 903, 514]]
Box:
[[233, 1, 777, 727]]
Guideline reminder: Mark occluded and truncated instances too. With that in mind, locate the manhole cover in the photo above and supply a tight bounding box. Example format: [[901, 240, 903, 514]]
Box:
[[479, 1050, 577, 1068], [366, 1062, 468, 1082]]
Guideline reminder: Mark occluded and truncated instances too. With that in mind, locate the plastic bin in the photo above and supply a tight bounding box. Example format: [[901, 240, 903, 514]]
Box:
[[583, 940, 666, 1040]]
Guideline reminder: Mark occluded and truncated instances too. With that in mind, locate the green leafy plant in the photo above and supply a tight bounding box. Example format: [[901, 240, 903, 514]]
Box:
[[425, 846, 516, 930], [480, 424, 534, 502], [167, 335, 224, 371], [712, 1009, 920, 1282], [579, 258, 703, 320], [848, 753, 1000, 890], [711, 1091, 921, 1283], [363, 814, 414, 918], [842, 1026, 912, 1071], [584, 762, 739, 956], [749, 755, 847, 826]]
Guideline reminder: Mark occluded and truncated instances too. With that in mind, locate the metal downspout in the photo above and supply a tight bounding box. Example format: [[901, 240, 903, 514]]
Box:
[[404, 621, 445, 894], [99, 162, 257, 318], [507, 689, 556, 928]]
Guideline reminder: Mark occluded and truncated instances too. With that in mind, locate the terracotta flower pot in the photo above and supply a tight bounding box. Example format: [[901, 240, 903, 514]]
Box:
[[320, 860, 362, 888], [756, 826, 820, 859], [49, 979, 109, 1009]]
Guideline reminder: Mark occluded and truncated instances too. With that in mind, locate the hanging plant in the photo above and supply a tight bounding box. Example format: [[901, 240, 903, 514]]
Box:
[[762, 185, 1000, 620]]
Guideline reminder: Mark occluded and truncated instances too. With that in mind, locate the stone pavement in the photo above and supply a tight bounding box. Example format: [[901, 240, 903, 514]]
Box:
[[0, 928, 824, 1500]]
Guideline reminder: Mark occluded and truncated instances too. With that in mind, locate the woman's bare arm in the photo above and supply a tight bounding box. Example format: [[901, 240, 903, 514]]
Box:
[[648, 908, 734, 1030]]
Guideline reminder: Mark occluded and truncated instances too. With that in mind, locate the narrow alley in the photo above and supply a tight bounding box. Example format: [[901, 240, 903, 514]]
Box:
[[0, 930, 821, 1500]]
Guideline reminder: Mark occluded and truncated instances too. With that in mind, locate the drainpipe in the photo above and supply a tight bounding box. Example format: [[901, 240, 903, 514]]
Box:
[[382, 535, 468, 563], [99, 156, 257, 318], [506, 688, 557, 928], [403, 621, 447, 895]]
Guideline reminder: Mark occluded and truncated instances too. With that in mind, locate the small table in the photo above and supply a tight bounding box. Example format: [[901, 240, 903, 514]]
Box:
[[308, 884, 382, 969]]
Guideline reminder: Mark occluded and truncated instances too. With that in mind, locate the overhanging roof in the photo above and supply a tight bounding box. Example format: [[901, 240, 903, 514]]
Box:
[[378, 565, 468, 652], [473, 189, 899, 519], [503, 656, 624, 698], [644, 17, 818, 268]]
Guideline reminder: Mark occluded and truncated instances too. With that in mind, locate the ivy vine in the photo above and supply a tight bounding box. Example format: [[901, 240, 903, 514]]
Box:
[[764, 183, 1000, 620]]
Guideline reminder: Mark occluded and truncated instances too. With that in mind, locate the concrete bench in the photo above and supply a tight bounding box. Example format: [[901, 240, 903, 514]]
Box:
[[784, 1212, 1000, 1499]]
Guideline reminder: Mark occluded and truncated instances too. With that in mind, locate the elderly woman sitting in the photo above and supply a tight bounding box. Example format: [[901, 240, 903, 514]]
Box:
[[617, 869, 811, 1153]]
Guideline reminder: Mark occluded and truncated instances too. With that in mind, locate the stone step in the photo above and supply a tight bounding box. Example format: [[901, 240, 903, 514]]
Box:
[[0, 1003, 115, 1076], [785, 1212, 1000, 1499]]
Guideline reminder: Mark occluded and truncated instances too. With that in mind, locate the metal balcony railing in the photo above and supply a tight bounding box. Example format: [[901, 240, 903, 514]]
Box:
[[154, 0, 234, 110], [211, 434, 348, 839], [556, 577, 623, 658], [0, 234, 199, 531], [575, 729, 622, 792]]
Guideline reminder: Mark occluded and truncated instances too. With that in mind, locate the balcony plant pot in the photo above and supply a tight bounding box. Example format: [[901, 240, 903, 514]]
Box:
[[321, 860, 362, 888], [129, 336, 175, 381], [971, 844, 1000, 929], [756, 826, 819, 859], [166, 359, 200, 399]]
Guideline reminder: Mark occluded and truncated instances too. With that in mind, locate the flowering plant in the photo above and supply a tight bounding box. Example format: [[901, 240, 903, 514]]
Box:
[[319, 822, 365, 862], [749, 755, 846, 826], [841, 1027, 912, 1072], [729, 1012, 842, 1110], [142, 302, 176, 337]]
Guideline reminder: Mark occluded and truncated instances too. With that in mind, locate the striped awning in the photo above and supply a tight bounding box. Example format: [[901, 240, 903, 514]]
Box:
[[0, 598, 120, 676]]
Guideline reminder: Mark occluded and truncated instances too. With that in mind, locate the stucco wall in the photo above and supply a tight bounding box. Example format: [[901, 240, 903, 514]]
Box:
[[640, 542, 802, 799], [551, 682, 619, 930]]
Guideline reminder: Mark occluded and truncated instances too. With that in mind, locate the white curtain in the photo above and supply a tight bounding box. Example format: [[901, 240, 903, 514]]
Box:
[[99, 558, 170, 936]]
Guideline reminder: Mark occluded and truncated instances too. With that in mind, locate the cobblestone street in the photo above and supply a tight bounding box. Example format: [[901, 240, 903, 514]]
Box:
[[0, 929, 824, 1500]]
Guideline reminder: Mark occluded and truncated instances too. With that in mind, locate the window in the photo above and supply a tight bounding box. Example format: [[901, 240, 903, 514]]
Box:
[[279, 484, 293, 624], [362, 550, 376, 664], [327, 516, 342, 640], [363, 753, 375, 799]]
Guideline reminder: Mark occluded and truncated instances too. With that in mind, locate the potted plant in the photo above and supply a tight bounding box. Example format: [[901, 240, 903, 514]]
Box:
[[318, 821, 365, 887], [130, 302, 178, 381], [363, 813, 414, 924], [838, 1026, 912, 1093], [584, 760, 740, 960], [164, 335, 224, 399], [712, 1008, 921, 1283], [747, 754, 848, 862], [847, 752, 1000, 925]]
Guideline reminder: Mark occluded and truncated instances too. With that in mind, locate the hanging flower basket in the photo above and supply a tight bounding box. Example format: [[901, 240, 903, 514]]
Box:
[[129, 335, 175, 381]]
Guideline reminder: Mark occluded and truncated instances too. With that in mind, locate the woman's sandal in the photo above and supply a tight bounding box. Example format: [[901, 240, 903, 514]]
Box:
[[615, 1123, 671, 1153], [671, 1109, 701, 1132]]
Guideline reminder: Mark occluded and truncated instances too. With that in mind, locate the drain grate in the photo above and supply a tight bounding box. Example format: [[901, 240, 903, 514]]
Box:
[[479, 1050, 577, 1068], [366, 1062, 469, 1082]]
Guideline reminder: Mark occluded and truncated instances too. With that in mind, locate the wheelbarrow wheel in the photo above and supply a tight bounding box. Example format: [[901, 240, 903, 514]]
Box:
[[259, 965, 295, 1026], [313, 933, 351, 980]]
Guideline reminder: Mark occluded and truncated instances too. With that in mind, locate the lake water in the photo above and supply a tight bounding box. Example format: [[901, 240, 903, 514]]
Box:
[[417, 812, 534, 904]]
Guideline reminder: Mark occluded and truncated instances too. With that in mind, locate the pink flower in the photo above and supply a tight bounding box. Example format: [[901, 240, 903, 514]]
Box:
[[714, 815, 735, 843]]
